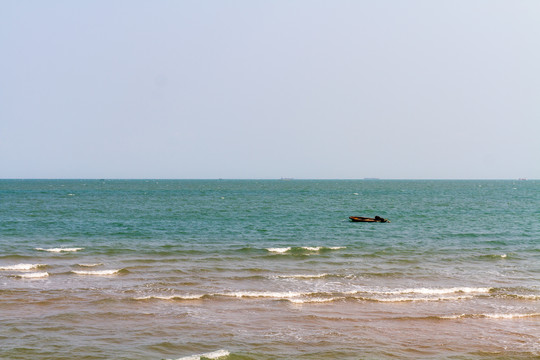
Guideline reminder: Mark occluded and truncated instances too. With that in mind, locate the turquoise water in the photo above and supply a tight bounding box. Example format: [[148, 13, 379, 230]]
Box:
[[1, 180, 539, 359]]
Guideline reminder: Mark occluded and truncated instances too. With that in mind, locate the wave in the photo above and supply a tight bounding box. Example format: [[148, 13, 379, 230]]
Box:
[[266, 246, 345, 254], [170, 349, 230, 360], [133, 288, 493, 304], [303, 246, 345, 251], [287, 297, 340, 304], [14, 272, 49, 278], [0, 263, 46, 271], [218, 291, 303, 298], [507, 294, 540, 300], [267, 247, 291, 253], [130, 286, 540, 305], [481, 287, 540, 301], [346, 287, 493, 303], [35, 247, 84, 253], [134, 291, 308, 302], [370, 295, 475, 302], [135, 294, 205, 301], [275, 273, 330, 279], [375, 287, 493, 296], [476, 253, 509, 260], [76, 263, 103, 267], [441, 313, 540, 319], [71, 269, 123, 276]]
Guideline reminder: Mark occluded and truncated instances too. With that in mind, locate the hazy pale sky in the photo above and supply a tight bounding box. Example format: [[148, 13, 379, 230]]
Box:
[[1, 0, 539, 179]]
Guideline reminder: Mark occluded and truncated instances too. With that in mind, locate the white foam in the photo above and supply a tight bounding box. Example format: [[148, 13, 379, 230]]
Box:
[[266, 247, 291, 253], [378, 287, 492, 296], [374, 295, 474, 302], [135, 294, 204, 301], [482, 313, 540, 319], [442, 313, 540, 319], [266, 246, 345, 253], [219, 291, 338, 303], [301, 246, 345, 251], [71, 269, 120, 275], [0, 263, 46, 271], [302, 246, 323, 251], [288, 297, 338, 304], [171, 349, 230, 360], [341, 287, 493, 302], [276, 273, 329, 279], [440, 314, 464, 319], [220, 291, 304, 298], [135, 288, 492, 304], [137, 291, 338, 303], [16, 272, 49, 278], [77, 263, 103, 267], [35, 247, 84, 253]]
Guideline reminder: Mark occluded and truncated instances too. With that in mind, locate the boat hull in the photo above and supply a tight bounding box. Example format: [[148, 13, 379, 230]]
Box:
[[349, 216, 389, 223]]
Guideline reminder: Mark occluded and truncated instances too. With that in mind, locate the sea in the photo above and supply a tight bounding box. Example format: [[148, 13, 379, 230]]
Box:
[[0, 179, 538, 360]]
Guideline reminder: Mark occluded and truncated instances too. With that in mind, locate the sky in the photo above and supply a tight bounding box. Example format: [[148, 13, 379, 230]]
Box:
[[1, 0, 539, 179]]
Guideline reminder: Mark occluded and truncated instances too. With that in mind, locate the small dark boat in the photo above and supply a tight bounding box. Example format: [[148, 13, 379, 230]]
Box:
[[349, 216, 390, 223]]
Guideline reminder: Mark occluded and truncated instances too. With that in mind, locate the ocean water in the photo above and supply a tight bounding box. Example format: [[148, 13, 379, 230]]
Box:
[[0, 179, 538, 360]]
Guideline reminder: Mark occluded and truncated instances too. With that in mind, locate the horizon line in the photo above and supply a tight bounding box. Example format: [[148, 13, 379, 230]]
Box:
[[0, 178, 535, 181]]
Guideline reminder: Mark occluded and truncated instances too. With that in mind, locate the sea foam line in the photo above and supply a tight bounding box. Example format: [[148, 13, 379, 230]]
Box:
[[35, 247, 84, 253], [372, 295, 475, 302], [376, 287, 493, 296], [135, 291, 309, 301], [266, 246, 345, 253], [288, 297, 339, 304], [134, 289, 488, 303], [135, 294, 205, 301], [302, 246, 345, 251], [344, 287, 493, 302], [14, 272, 49, 278], [266, 247, 291, 253], [441, 313, 540, 319], [220, 291, 304, 298], [276, 273, 329, 279], [71, 269, 121, 276], [170, 349, 230, 360], [0, 263, 46, 271], [77, 263, 103, 267]]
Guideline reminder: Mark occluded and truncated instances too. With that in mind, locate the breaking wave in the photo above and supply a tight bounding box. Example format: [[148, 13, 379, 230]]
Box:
[[376, 287, 493, 295], [77, 263, 104, 267], [441, 313, 540, 319], [71, 269, 123, 276], [133, 287, 497, 304], [275, 273, 330, 279], [135, 294, 206, 301], [14, 272, 49, 278], [170, 349, 230, 360], [0, 263, 46, 271], [35, 247, 84, 253], [266, 246, 345, 254]]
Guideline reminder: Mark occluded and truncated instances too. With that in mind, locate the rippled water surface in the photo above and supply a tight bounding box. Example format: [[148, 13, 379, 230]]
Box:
[[1, 180, 539, 359]]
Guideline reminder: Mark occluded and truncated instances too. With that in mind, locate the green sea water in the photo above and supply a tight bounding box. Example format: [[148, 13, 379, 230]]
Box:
[[1, 179, 539, 359]]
